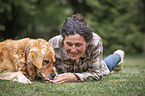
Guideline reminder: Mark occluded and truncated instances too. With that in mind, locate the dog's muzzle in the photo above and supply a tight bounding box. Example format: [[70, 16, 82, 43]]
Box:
[[50, 73, 56, 78], [39, 73, 56, 80]]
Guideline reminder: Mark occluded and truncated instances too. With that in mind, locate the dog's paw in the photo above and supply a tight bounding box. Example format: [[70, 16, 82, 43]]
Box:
[[0, 72, 32, 84]]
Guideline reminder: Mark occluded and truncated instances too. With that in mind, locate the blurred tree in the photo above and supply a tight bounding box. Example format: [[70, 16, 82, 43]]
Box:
[[68, 0, 92, 16], [25, 0, 73, 40], [84, 0, 144, 54], [0, 0, 144, 54], [0, 0, 72, 40], [0, 0, 27, 40], [138, 0, 145, 54]]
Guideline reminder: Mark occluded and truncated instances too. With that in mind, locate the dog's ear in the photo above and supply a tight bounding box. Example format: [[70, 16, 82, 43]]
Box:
[[28, 51, 43, 69]]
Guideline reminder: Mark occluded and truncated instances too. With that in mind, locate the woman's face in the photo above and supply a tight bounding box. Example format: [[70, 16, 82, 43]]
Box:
[[64, 34, 89, 60]]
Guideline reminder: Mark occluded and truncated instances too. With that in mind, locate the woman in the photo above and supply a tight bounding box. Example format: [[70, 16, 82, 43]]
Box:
[[45, 14, 124, 83]]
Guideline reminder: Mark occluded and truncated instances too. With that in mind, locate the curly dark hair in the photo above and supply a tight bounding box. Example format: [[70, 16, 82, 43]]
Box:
[[60, 14, 93, 42]]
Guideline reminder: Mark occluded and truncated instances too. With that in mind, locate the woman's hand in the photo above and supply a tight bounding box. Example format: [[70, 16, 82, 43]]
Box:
[[44, 73, 78, 83]]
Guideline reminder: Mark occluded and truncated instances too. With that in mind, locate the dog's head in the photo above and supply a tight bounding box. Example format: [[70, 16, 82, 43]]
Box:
[[26, 39, 56, 80]]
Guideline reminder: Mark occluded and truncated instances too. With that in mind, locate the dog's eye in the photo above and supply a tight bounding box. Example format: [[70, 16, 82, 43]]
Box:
[[44, 60, 49, 64]]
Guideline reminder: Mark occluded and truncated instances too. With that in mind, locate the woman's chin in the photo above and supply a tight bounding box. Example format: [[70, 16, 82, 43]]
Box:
[[68, 53, 82, 60], [70, 58, 77, 60]]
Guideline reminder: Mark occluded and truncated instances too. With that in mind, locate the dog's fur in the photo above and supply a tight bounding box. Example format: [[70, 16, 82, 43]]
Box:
[[0, 38, 55, 83]]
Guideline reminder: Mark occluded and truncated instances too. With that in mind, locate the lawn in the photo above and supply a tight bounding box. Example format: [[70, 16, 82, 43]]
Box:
[[0, 55, 145, 96]]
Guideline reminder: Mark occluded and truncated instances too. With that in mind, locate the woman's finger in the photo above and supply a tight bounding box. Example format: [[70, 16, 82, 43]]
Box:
[[43, 78, 53, 83]]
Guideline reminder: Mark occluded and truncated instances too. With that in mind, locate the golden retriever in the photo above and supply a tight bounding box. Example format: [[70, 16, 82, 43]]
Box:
[[0, 38, 56, 83]]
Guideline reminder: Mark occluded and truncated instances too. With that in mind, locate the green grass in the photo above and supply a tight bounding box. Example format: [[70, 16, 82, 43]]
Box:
[[0, 55, 145, 96]]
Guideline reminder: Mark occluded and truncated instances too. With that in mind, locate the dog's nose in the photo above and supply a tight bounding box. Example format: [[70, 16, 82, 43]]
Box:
[[51, 73, 56, 78]]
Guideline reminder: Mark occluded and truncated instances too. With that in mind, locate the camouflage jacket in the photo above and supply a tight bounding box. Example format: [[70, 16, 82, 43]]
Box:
[[48, 33, 110, 81]]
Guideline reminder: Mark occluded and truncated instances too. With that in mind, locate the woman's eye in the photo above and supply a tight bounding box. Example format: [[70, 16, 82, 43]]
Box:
[[66, 42, 72, 46], [67, 44, 72, 46], [76, 43, 82, 47], [44, 60, 49, 64]]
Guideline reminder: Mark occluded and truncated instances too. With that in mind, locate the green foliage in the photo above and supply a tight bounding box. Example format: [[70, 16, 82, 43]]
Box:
[[0, 0, 73, 40], [86, 0, 144, 54], [0, 0, 144, 54], [0, 55, 145, 96]]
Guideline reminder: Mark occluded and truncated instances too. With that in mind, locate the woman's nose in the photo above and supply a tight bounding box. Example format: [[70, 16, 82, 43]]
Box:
[[70, 45, 77, 52]]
